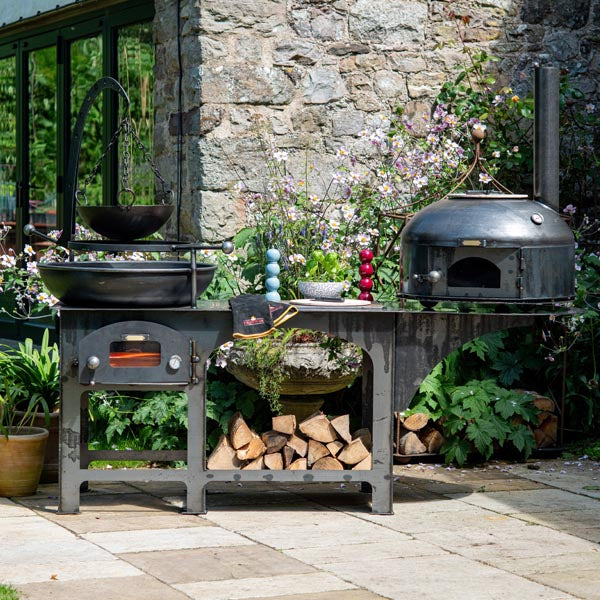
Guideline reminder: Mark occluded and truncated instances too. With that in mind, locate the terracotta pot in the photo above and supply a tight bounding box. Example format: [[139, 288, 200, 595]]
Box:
[[15, 411, 59, 483], [0, 426, 49, 497]]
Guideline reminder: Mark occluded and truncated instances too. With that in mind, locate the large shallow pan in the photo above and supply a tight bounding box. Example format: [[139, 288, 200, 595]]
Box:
[[77, 205, 174, 241], [39, 261, 216, 307]]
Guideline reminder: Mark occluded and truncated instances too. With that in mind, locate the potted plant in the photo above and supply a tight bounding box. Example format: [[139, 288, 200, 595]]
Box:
[[0, 329, 60, 484], [0, 376, 49, 497], [298, 250, 348, 299], [222, 329, 362, 418]]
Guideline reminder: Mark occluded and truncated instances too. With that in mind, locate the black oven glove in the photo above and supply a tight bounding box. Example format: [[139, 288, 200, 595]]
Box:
[[229, 294, 298, 339]]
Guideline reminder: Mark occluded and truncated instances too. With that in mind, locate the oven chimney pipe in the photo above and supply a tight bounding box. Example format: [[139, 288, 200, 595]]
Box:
[[533, 66, 560, 212]]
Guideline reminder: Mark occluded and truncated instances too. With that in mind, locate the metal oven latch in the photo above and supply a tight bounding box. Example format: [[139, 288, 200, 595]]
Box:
[[190, 340, 200, 385]]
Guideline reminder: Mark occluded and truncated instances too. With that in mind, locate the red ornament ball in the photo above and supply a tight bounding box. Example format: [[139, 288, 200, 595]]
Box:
[[359, 277, 373, 291], [359, 248, 374, 263], [359, 262, 373, 276], [358, 291, 373, 301]]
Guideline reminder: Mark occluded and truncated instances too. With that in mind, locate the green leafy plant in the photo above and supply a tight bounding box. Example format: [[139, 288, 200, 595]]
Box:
[[411, 377, 538, 465], [0, 329, 58, 435], [0, 583, 20, 600], [303, 250, 346, 283]]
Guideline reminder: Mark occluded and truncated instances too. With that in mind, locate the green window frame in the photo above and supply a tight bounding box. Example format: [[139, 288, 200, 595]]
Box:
[[0, 0, 154, 252]]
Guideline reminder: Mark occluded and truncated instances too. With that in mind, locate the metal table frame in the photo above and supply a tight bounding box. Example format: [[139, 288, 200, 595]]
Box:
[[58, 302, 535, 515]]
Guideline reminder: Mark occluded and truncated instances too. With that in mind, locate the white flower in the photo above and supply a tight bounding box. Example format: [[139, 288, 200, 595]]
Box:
[[329, 219, 341, 230], [337, 146, 349, 158], [289, 253, 306, 265], [215, 356, 227, 368], [309, 194, 320, 206], [479, 173, 492, 184], [492, 150, 501, 158], [378, 182, 393, 195], [0, 254, 16, 268], [585, 103, 596, 114], [472, 122, 487, 134], [26, 261, 38, 275], [272, 150, 289, 163], [356, 233, 371, 246], [219, 341, 234, 352], [24, 244, 34, 256]]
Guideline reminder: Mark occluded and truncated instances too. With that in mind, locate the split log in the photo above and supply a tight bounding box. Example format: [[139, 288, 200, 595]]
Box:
[[308, 440, 330, 466], [236, 435, 266, 461], [282, 445, 295, 469], [288, 458, 308, 470], [272, 414, 297, 436], [242, 456, 265, 470], [312, 456, 344, 470], [261, 430, 288, 454], [352, 428, 372, 451], [264, 452, 284, 470], [402, 413, 429, 432], [532, 395, 556, 413], [330, 414, 352, 444], [537, 410, 554, 426], [539, 414, 558, 443], [326, 440, 344, 457], [287, 434, 308, 458], [534, 428, 555, 449], [352, 454, 372, 470], [207, 434, 243, 469], [299, 412, 338, 443], [228, 412, 254, 450], [337, 438, 370, 465], [398, 431, 427, 455], [421, 429, 445, 454]]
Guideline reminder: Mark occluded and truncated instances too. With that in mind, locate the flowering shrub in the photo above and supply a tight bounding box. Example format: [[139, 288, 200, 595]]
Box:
[[235, 110, 477, 300]]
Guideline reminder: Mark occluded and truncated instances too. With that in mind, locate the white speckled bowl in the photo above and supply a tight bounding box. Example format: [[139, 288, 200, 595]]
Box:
[[298, 281, 345, 299]]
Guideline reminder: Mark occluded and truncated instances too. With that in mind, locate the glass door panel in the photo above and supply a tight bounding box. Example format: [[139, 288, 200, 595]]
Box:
[[118, 22, 155, 205], [28, 46, 57, 240], [0, 55, 16, 250], [71, 34, 103, 206]]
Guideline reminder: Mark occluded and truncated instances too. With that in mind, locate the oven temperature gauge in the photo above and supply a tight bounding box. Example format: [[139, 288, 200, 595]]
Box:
[[168, 355, 182, 371]]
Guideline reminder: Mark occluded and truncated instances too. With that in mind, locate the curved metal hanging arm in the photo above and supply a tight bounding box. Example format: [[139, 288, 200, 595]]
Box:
[[58, 77, 131, 247]]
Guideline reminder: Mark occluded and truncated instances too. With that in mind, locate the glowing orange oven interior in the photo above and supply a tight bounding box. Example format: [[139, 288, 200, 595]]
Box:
[[109, 341, 161, 367]]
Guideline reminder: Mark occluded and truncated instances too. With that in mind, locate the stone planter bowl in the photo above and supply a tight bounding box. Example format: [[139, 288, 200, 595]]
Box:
[[298, 281, 345, 299]]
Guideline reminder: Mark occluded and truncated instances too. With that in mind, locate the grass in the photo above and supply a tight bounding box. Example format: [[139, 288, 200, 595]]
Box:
[[0, 584, 20, 600]]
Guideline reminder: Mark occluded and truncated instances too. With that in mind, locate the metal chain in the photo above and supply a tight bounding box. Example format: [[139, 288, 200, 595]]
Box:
[[76, 111, 173, 207]]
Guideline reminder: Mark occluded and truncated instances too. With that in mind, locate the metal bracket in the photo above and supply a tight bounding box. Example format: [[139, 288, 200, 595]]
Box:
[[190, 340, 200, 385]]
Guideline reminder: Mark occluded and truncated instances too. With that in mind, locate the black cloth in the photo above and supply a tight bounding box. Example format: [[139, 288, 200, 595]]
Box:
[[229, 294, 298, 339]]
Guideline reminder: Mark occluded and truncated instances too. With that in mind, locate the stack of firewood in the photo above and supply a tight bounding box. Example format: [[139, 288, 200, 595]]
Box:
[[394, 412, 445, 456], [394, 391, 559, 457], [528, 393, 559, 448], [207, 411, 372, 470]]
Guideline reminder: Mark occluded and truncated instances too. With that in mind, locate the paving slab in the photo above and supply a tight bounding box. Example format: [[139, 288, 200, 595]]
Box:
[[120, 545, 315, 584], [446, 487, 600, 514], [250, 592, 388, 600], [0, 497, 32, 517], [284, 539, 447, 565], [82, 526, 255, 553], [486, 550, 600, 576], [511, 508, 600, 529], [17, 575, 190, 600], [415, 522, 597, 561], [206, 510, 410, 549], [0, 559, 142, 586], [511, 459, 600, 499], [19, 492, 178, 514], [39, 510, 210, 533], [173, 572, 357, 600], [528, 568, 600, 600], [322, 554, 577, 600]]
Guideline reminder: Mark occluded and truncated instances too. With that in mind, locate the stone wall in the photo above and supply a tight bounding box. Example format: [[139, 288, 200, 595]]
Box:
[[153, 0, 600, 242]]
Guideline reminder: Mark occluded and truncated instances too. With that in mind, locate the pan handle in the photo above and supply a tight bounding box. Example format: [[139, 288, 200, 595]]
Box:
[[59, 77, 131, 248]]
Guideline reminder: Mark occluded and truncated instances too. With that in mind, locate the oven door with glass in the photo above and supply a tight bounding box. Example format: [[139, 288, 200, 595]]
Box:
[[78, 321, 190, 386]]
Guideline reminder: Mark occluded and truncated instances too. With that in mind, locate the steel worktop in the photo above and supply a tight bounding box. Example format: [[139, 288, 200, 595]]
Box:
[[57, 302, 538, 515]]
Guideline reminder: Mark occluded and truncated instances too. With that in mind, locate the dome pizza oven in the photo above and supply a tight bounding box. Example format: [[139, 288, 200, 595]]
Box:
[[400, 67, 576, 306]]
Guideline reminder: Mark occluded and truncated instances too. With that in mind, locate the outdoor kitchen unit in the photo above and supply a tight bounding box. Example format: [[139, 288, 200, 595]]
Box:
[[400, 67, 576, 305]]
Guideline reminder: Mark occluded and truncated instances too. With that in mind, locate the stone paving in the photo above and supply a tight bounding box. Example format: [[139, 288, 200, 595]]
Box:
[[1, 457, 599, 600]]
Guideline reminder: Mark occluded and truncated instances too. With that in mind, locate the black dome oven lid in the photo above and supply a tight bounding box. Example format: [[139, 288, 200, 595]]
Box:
[[401, 193, 575, 248]]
